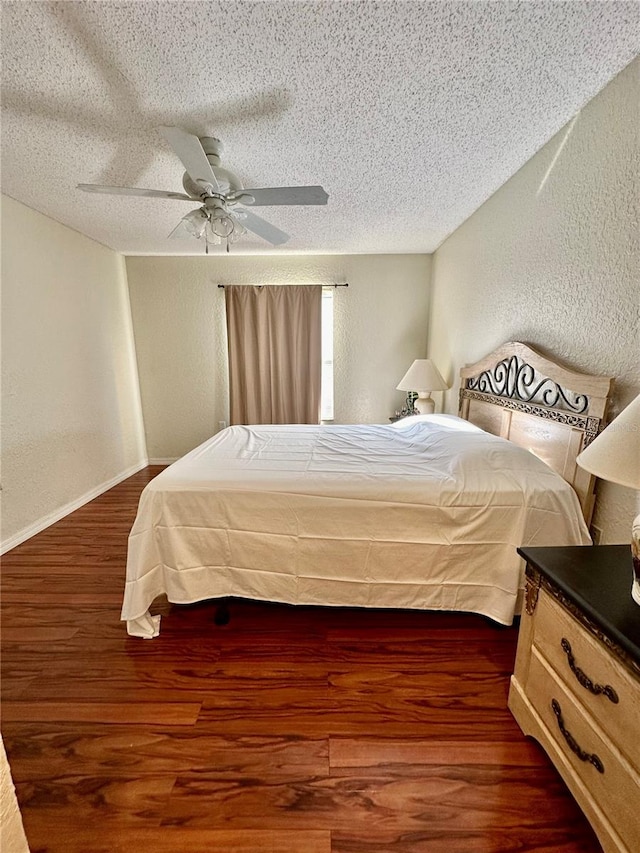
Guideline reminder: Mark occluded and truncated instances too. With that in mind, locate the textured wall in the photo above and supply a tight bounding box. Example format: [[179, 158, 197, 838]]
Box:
[[1, 196, 147, 548], [1, 737, 29, 853], [126, 254, 431, 459], [429, 58, 639, 543]]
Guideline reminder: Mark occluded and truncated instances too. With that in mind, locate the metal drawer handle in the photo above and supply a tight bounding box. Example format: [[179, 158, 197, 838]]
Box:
[[551, 699, 604, 774], [561, 638, 619, 704]]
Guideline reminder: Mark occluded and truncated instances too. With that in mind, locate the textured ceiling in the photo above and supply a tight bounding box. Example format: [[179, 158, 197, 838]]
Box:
[[1, 1, 638, 256]]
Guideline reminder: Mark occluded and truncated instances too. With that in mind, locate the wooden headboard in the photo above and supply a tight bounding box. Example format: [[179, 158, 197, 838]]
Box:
[[458, 342, 613, 525]]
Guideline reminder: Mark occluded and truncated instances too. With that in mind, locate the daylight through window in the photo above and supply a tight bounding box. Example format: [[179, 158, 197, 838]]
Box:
[[321, 288, 334, 421]]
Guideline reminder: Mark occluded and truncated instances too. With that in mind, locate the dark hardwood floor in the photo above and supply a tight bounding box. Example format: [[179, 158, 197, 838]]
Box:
[[1, 467, 602, 852]]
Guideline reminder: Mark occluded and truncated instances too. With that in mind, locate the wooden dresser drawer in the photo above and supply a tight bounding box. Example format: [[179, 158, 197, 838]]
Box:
[[511, 547, 640, 853], [533, 588, 640, 764], [527, 647, 640, 852]]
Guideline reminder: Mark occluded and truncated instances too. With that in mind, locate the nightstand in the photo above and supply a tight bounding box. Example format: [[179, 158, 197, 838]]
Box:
[[509, 545, 640, 853]]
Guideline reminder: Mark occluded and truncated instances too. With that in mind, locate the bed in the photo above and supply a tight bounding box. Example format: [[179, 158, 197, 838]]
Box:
[[122, 342, 612, 638]]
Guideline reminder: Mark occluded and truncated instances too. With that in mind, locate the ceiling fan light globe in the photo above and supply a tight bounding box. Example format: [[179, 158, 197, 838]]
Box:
[[227, 222, 247, 243], [208, 215, 235, 239], [182, 208, 208, 237]]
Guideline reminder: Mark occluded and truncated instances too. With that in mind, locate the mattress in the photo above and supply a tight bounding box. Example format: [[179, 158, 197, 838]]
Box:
[[121, 415, 591, 637]]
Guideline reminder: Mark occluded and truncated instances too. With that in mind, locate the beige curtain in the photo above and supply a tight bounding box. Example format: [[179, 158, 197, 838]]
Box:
[[225, 285, 322, 425]]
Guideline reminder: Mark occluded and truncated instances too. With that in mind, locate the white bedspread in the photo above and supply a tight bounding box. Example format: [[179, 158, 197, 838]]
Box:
[[122, 415, 590, 636]]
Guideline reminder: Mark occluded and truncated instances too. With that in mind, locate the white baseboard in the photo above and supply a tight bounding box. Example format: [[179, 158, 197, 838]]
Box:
[[148, 458, 178, 465], [1, 459, 149, 555]]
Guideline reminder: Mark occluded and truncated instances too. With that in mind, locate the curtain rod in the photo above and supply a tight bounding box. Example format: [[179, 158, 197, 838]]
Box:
[[217, 282, 348, 288]]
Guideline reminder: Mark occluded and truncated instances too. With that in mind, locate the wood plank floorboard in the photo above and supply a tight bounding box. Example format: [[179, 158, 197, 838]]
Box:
[[1, 626, 80, 642], [1, 466, 603, 852], [5, 725, 329, 779], [22, 825, 332, 853], [2, 701, 201, 725], [331, 829, 592, 853], [329, 738, 547, 768], [158, 767, 591, 833]]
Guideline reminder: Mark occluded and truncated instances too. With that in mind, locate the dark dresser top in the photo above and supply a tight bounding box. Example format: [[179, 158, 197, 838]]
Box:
[[517, 545, 640, 669]]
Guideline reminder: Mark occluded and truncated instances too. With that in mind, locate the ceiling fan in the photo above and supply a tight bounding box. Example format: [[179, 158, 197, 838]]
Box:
[[77, 126, 328, 249]]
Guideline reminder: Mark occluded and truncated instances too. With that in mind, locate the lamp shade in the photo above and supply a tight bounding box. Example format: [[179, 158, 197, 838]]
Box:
[[576, 393, 640, 489], [396, 359, 448, 393]]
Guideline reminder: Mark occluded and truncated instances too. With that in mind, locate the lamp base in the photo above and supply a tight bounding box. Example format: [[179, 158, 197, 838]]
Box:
[[415, 393, 435, 415], [632, 512, 640, 606]]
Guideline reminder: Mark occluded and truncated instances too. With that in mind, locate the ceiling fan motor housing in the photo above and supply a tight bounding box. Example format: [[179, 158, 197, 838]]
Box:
[[181, 136, 244, 198]]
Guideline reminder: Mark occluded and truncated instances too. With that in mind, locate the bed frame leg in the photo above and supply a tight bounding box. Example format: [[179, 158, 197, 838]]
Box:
[[214, 600, 230, 626]]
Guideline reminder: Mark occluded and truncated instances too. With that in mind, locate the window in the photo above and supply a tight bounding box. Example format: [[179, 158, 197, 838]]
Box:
[[321, 287, 334, 421]]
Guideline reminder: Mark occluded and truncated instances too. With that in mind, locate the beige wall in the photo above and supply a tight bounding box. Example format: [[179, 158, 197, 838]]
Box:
[[126, 254, 431, 459], [1, 196, 147, 550], [429, 58, 639, 543]]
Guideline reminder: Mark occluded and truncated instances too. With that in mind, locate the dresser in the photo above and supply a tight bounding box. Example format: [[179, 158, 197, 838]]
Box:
[[509, 545, 640, 853]]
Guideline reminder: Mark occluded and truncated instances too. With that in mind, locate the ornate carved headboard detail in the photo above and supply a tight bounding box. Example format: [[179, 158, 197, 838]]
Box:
[[459, 342, 613, 525]]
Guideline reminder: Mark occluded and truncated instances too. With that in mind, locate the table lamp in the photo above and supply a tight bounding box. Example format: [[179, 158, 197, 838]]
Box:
[[575, 393, 640, 605], [396, 359, 449, 415]]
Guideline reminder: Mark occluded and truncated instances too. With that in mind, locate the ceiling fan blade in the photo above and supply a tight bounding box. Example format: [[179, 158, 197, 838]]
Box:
[[241, 210, 289, 245], [78, 184, 195, 201], [234, 186, 328, 206], [159, 126, 220, 193]]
